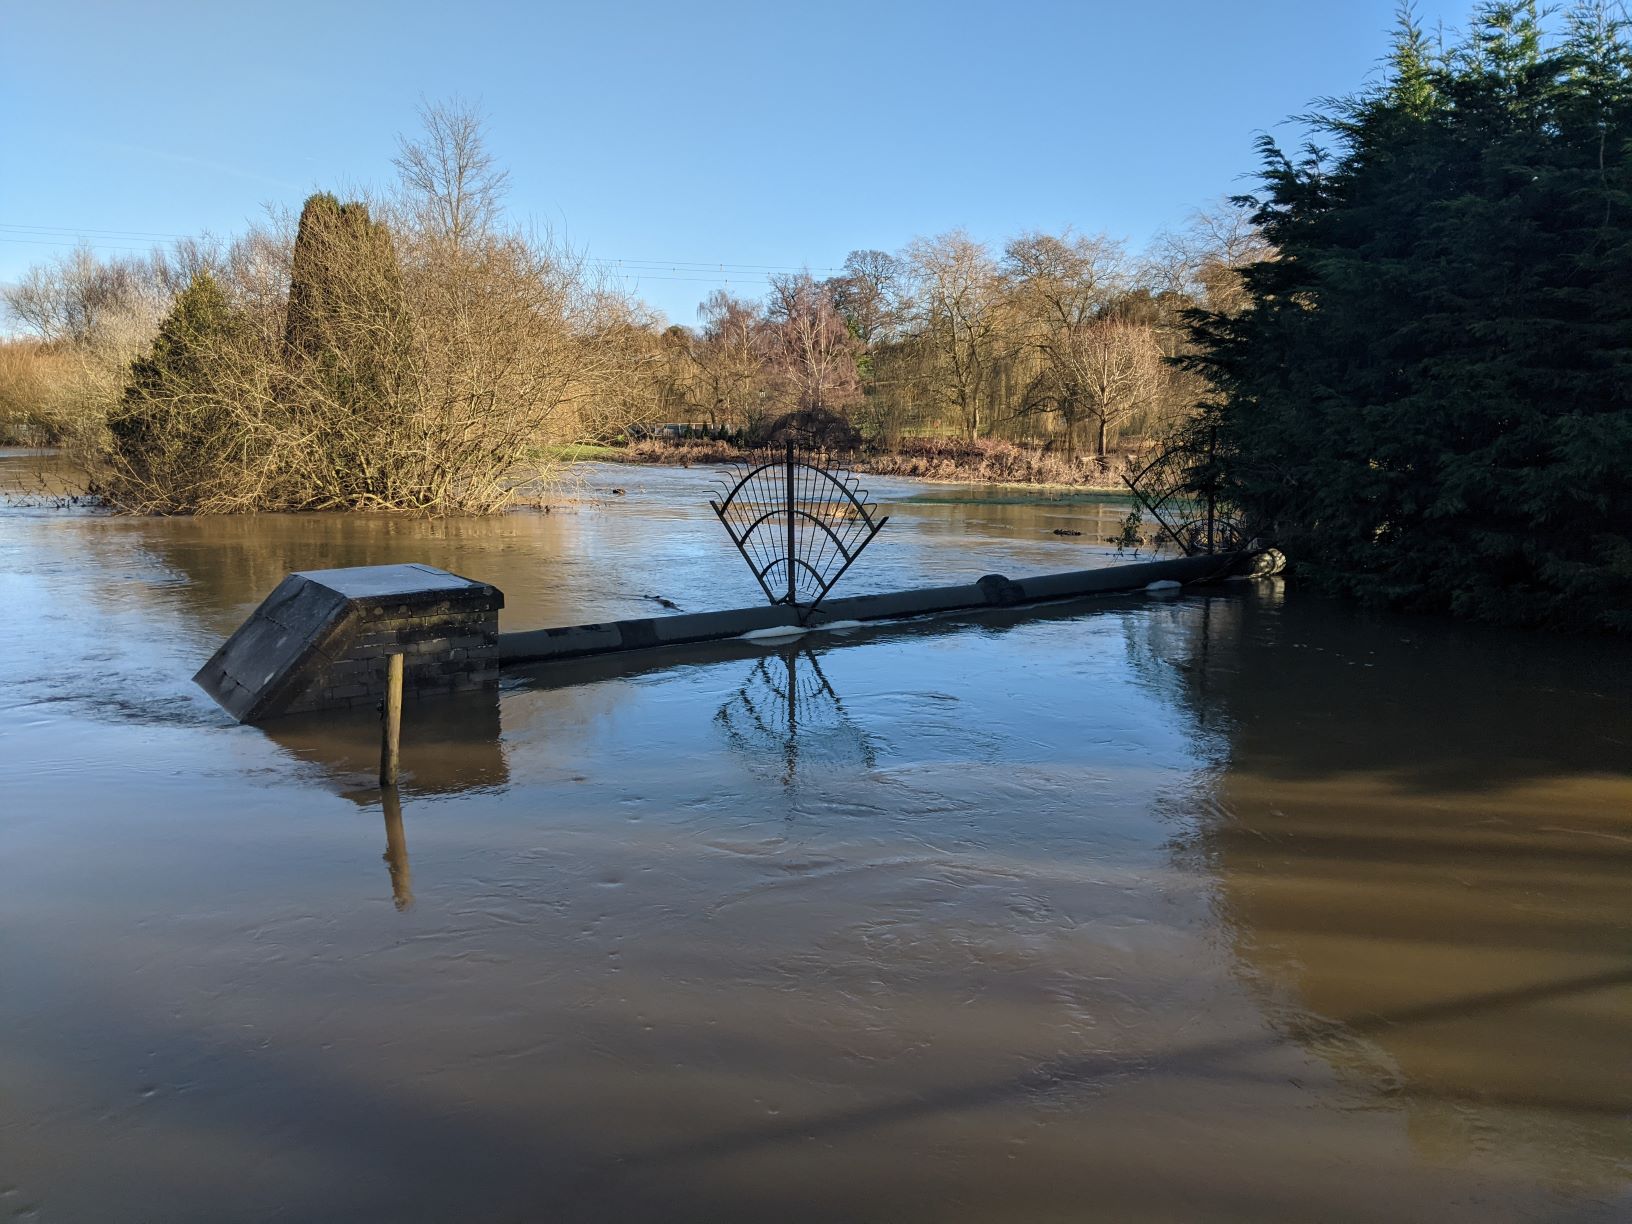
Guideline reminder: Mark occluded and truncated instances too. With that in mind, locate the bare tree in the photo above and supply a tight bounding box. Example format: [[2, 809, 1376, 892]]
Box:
[[765, 271, 861, 413], [1068, 317, 1166, 459], [827, 249, 905, 349], [1151, 201, 1272, 315], [1004, 229, 1165, 459], [901, 231, 1009, 441], [392, 98, 511, 248], [689, 290, 770, 431], [574, 294, 672, 438], [1003, 229, 1125, 331], [3, 246, 168, 345], [0, 246, 175, 446], [150, 235, 226, 298], [222, 214, 296, 326]]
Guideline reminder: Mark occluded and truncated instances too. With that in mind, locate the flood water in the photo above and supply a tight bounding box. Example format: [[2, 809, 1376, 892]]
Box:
[[2, 451, 1630, 1222]]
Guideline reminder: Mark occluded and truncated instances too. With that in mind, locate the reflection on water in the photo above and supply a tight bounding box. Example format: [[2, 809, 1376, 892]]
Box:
[[3, 450, 1631, 1223], [263, 686, 508, 801], [716, 644, 879, 786], [1148, 590, 1632, 1193], [381, 786, 414, 911], [3, 453, 1134, 643]]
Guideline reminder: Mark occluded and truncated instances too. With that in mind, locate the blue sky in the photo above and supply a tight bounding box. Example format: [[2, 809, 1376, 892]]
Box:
[[4, 0, 1470, 324]]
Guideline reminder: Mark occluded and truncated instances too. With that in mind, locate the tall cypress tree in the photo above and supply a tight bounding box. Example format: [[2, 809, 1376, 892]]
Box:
[[281, 192, 414, 504], [1187, 2, 1632, 631], [284, 193, 404, 363]]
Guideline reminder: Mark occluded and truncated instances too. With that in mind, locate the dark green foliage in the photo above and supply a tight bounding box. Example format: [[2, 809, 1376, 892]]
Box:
[[110, 271, 248, 506], [1185, 2, 1632, 632], [757, 406, 863, 450]]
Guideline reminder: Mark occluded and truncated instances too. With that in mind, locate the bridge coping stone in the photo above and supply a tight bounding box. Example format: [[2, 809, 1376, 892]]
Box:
[[194, 563, 504, 724]]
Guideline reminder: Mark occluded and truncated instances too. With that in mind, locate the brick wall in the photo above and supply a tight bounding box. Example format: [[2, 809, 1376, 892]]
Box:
[[196, 564, 506, 724], [289, 592, 503, 714]]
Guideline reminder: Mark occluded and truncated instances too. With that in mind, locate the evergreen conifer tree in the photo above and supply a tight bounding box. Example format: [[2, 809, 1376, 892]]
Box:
[[109, 270, 248, 508], [281, 192, 414, 504], [1186, 2, 1632, 631]]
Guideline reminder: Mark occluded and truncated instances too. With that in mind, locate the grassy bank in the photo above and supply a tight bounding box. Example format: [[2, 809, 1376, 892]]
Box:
[[542, 442, 625, 463]]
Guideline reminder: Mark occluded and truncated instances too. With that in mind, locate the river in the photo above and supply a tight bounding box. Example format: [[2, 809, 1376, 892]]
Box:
[[2, 450, 1629, 1222]]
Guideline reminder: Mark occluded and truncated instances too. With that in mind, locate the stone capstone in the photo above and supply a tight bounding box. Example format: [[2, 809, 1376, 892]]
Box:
[[194, 563, 504, 724]]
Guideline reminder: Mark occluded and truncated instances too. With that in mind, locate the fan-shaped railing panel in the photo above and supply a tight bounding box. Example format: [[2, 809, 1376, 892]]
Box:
[[710, 442, 888, 617]]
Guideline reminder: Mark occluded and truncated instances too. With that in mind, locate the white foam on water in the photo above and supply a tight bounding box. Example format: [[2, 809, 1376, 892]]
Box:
[[740, 618, 869, 643]]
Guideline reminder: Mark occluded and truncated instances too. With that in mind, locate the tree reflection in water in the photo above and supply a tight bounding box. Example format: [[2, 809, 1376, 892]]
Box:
[[1131, 585, 1632, 1190]]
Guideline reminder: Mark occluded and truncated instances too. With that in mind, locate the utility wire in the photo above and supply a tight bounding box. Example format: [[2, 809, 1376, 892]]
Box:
[[0, 222, 196, 239], [0, 236, 172, 253], [596, 257, 843, 273]]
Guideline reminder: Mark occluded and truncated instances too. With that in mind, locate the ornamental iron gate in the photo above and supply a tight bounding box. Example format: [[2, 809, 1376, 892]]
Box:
[[710, 441, 887, 618]]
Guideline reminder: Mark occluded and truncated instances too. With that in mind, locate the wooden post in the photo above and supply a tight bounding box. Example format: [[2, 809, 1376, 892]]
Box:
[[380, 652, 403, 787]]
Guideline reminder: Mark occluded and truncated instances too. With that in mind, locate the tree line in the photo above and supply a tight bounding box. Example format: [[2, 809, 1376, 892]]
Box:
[[0, 100, 1264, 509], [1181, 0, 1632, 632], [640, 214, 1264, 463]]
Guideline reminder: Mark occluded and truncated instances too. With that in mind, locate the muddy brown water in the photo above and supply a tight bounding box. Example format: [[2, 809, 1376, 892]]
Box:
[[2, 451, 1630, 1222]]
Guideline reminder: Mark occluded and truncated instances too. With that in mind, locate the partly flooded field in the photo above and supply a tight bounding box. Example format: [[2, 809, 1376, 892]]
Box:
[[2, 452, 1629, 1222]]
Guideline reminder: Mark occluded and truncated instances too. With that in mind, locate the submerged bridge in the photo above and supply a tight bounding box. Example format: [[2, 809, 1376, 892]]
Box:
[[195, 550, 1274, 725], [196, 440, 1278, 725]]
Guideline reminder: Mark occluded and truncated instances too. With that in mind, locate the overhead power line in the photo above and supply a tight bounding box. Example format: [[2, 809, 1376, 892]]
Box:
[[0, 222, 195, 240], [602, 273, 778, 286], [0, 236, 164, 253], [597, 257, 844, 274]]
